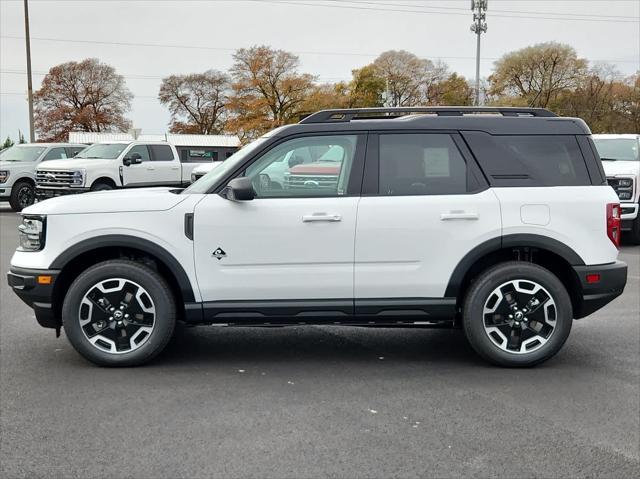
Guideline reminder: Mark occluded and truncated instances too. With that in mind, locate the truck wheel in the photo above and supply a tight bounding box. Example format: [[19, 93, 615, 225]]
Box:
[[9, 181, 35, 211], [91, 182, 113, 191], [62, 260, 176, 367], [462, 261, 572, 367], [628, 215, 640, 245]]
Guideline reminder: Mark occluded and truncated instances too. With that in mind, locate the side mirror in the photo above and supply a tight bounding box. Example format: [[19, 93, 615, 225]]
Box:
[[221, 177, 255, 201], [123, 153, 142, 166]]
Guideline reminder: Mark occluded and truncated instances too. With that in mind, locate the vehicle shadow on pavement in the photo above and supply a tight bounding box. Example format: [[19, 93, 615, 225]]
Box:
[[155, 324, 483, 368]]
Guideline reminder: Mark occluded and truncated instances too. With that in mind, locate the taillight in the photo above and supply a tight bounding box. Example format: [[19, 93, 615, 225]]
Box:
[[607, 203, 621, 248]]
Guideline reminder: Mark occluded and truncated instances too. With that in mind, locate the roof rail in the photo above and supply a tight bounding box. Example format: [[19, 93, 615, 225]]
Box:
[[299, 106, 557, 124]]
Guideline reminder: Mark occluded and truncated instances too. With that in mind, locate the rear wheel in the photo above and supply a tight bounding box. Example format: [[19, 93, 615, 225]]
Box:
[[9, 180, 35, 211], [463, 261, 572, 367], [90, 182, 114, 191], [62, 260, 176, 367]]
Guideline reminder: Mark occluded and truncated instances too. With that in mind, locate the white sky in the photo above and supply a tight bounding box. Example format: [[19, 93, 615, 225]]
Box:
[[1, 0, 639, 141]]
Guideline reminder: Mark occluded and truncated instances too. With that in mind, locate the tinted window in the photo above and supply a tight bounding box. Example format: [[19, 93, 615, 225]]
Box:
[[150, 145, 174, 162], [67, 146, 86, 157], [463, 133, 591, 186], [43, 147, 68, 161], [245, 135, 358, 198], [379, 134, 468, 195], [127, 145, 151, 162]]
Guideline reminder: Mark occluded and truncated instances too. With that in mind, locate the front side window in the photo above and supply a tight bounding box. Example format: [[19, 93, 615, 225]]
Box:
[[379, 133, 468, 195], [75, 143, 127, 159], [127, 145, 151, 162], [43, 147, 68, 161], [245, 135, 358, 198]]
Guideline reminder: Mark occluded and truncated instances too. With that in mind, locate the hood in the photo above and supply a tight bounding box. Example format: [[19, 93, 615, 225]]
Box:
[[23, 187, 189, 215], [601, 160, 640, 177], [0, 160, 35, 169], [36, 158, 117, 171], [192, 161, 223, 174]]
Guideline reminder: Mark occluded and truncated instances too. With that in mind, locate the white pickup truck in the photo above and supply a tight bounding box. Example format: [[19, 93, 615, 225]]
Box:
[[35, 141, 211, 199]]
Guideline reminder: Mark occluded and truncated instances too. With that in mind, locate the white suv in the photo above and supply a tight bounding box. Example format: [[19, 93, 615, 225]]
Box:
[[8, 107, 628, 368], [592, 134, 640, 243]]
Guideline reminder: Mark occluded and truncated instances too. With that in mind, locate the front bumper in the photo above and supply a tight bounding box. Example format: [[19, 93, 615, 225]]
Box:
[[619, 203, 638, 230], [36, 187, 89, 200], [572, 261, 627, 318], [0, 185, 11, 199], [7, 267, 61, 329]]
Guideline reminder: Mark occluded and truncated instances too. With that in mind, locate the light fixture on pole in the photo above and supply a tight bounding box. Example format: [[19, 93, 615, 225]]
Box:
[[470, 0, 488, 106]]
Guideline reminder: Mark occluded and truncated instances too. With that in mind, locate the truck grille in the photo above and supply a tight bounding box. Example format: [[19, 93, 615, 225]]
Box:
[[286, 175, 338, 190], [36, 170, 75, 188], [607, 177, 634, 202]]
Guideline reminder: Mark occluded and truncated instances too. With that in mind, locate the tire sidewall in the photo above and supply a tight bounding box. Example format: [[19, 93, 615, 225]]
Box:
[[463, 262, 573, 367], [62, 261, 175, 366]]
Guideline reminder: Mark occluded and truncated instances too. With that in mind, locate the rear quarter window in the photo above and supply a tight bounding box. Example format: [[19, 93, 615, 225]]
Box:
[[463, 132, 591, 186]]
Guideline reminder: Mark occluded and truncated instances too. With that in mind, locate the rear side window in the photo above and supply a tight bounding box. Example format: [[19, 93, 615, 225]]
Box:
[[378, 133, 468, 195], [463, 132, 591, 186], [43, 147, 68, 161], [149, 145, 174, 162]]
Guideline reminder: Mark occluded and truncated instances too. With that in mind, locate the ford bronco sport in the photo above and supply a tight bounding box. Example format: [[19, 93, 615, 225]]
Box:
[[7, 107, 627, 367]]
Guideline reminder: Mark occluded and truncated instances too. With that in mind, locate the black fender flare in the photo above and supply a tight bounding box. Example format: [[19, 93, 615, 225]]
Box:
[[49, 234, 195, 302], [444, 234, 585, 297]]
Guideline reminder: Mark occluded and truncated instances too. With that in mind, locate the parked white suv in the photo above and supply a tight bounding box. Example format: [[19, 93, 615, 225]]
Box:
[[8, 107, 627, 368], [592, 134, 640, 243], [35, 141, 210, 199], [0, 143, 86, 211]]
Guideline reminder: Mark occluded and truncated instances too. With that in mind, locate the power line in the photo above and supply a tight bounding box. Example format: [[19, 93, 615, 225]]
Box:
[[263, 0, 639, 23], [1, 37, 637, 65], [319, 0, 635, 20]]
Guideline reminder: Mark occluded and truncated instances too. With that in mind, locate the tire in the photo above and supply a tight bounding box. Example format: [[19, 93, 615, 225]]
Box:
[[9, 180, 35, 211], [628, 215, 640, 245], [90, 182, 114, 191], [62, 259, 176, 367], [462, 261, 572, 367]]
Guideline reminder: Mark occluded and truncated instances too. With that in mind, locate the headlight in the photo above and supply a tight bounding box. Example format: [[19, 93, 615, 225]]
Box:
[[618, 191, 632, 200], [70, 169, 85, 187], [0, 170, 8, 183], [18, 216, 46, 252], [618, 178, 633, 187]]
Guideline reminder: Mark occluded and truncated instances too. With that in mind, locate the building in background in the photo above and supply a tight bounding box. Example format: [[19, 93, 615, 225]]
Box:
[[68, 131, 240, 162]]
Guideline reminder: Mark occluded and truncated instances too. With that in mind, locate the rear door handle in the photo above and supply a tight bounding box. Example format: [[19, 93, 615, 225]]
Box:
[[302, 213, 342, 222], [146, 166, 155, 170], [171, 165, 180, 170], [440, 211, 479, 221]]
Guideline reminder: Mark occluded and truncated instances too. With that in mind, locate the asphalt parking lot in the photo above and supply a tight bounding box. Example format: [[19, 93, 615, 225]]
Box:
[[0, 203, 638, 479]]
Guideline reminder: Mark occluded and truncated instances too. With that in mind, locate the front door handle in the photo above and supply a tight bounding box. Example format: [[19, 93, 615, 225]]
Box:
[[302, 213, 342, 222], [146, 166, 155, 171], [440, 211, 479, 221]]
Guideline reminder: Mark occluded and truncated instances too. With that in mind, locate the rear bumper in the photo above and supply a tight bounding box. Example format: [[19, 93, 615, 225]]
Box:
[[7, 267, 60, 329], [572, 261, 627, 318]]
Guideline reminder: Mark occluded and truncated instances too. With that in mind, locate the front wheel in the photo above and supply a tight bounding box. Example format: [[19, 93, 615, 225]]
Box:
[[463, 262, 572, 367], [628, 214, 640, 245], [9, 181, 35, 211], [62, 260, 176, 366]]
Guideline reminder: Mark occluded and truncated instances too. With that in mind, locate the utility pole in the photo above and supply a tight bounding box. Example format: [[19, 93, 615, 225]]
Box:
[[23, 0, 35, 142], [470, 0, 488, 106]]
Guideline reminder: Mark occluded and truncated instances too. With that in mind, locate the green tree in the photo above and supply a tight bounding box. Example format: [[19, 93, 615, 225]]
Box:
[[18, 130, 25, 144], [429, 73, 474, 106], [489, 42, 588, 108], [1, 136, 14, 150]]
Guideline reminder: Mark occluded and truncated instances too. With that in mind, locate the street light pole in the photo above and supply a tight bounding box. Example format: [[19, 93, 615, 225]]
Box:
[[470, 0, 488, 106], [23, 0, 35, 142]]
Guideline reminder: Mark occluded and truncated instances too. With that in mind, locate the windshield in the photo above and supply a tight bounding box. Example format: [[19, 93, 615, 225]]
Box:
[[75, 143, 128, 159], [183, 138, 269, 194], [0, 145, 47, 162], [593, 138, 639, 161]]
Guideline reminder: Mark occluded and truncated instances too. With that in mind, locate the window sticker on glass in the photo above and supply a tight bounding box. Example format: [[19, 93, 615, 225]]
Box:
[[423, 148, 450, 177]]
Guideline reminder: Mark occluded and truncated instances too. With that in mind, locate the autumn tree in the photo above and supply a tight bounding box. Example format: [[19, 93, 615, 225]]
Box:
[[346, 65, 385, 107], [33, 58, 132, 142], [371, 50, 448, 106], [158, 70, 229, 134], [228, 46, 316, 140], [489, 42, 588, 108], [428, 73, 474, 106]]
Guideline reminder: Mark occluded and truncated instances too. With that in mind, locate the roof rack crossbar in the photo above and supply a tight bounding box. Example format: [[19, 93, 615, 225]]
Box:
[[299, 107, 557, 124]]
